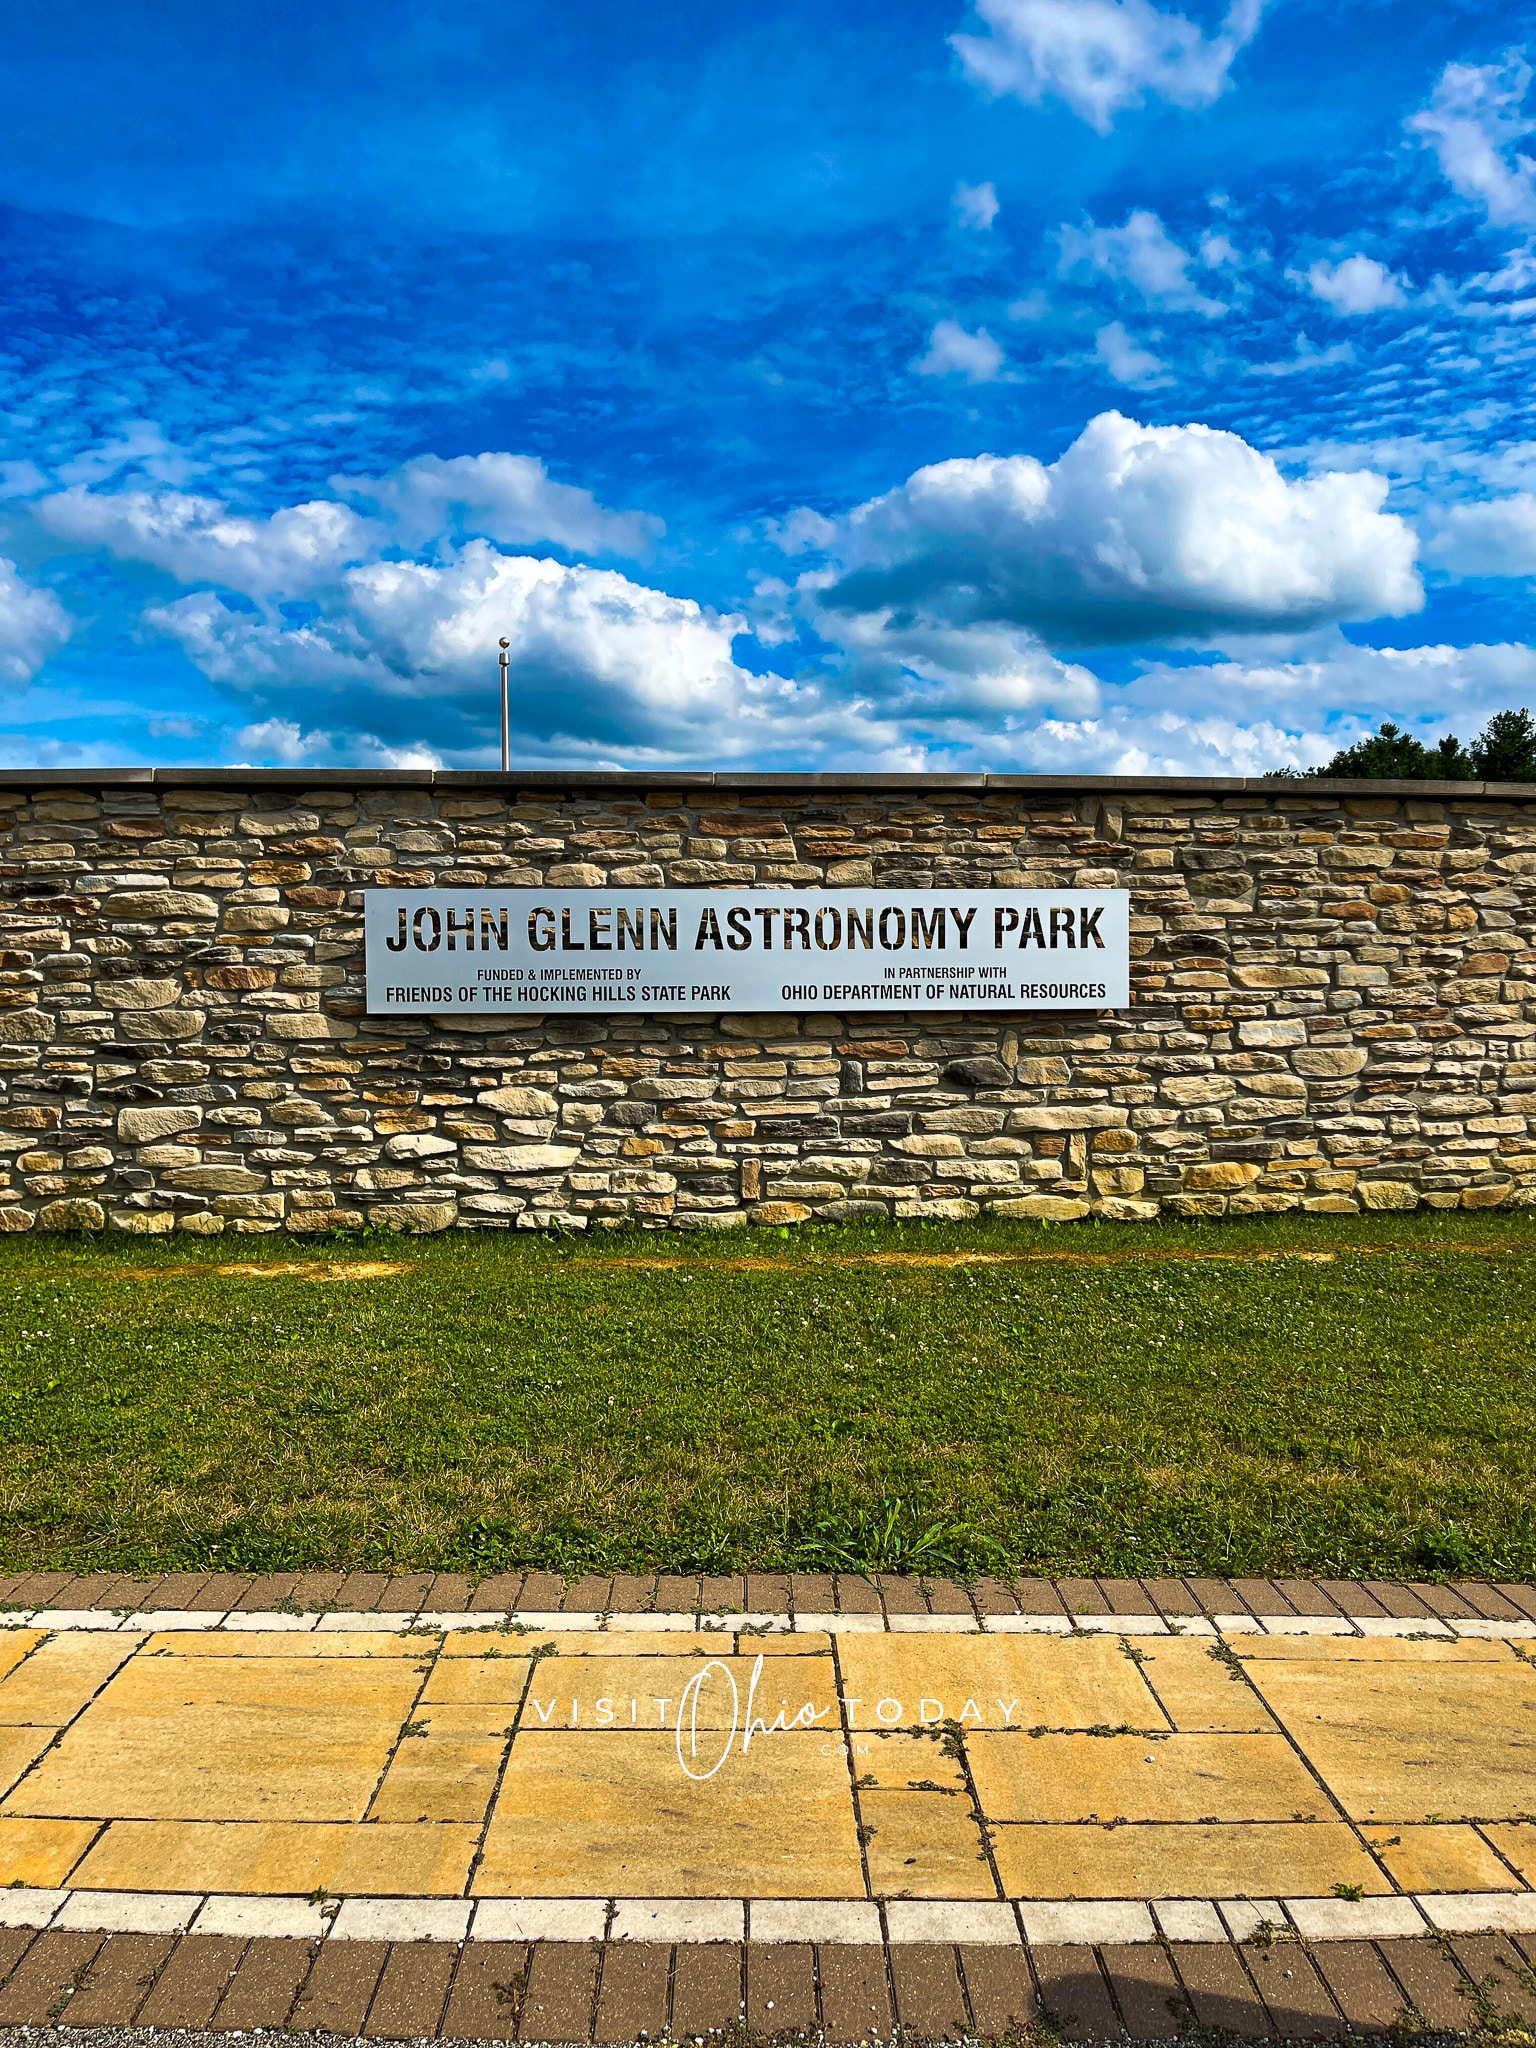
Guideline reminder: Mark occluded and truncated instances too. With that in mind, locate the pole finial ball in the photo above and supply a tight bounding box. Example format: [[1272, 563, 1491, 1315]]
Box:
[[498, 637, 510, 650]]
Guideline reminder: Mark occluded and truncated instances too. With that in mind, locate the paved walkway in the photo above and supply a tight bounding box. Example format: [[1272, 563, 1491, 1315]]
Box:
[[0, 1588, 1530, 2039]]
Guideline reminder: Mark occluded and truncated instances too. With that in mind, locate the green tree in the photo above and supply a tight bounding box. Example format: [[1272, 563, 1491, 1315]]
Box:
[[1470, 707, 1536, 781]]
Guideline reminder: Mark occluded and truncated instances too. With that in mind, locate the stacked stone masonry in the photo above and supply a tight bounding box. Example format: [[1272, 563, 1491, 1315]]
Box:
[[2, 769, 1535, 1236]]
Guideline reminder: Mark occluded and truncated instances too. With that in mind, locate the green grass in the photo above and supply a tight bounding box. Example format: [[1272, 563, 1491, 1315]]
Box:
[[1, 1209, 1534, 1581]]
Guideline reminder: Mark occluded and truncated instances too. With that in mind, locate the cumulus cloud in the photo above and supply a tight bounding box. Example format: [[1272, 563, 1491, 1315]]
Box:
[[952, 180, 1000, 229], [1302, 254, 1408, 315], [994, 636, 1536, 777], [335, 452, 663, 558], [38, 488, 372, 599], [1407, 51, 1536, 227], [796, 410, 1422, 646], [952, 0, 1264, 133], [0, 560, 74, 686], [1093, 322, 1170, 388], [1422, 494, 1536, 577], [35, 453, 660, 604], [1059, 209, 1226, 314], [146, 540, 796, 761], [912, 319, 1006, 381]]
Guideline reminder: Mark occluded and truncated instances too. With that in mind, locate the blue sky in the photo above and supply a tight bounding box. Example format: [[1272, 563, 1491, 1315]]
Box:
[[3, 0, 1536, 773]]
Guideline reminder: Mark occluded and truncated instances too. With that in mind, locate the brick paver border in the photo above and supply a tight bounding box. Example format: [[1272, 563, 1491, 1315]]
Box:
[[0, 1921, 1530, 2040], [2, 1569, 1533, 1631]]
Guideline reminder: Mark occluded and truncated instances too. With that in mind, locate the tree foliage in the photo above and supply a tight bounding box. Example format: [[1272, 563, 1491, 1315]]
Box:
[[1299, 707, 1536, 782]]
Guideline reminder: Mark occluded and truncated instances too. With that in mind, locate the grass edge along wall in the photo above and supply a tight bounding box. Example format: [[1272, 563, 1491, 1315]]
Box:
[[0, 768, 1532, 1236]]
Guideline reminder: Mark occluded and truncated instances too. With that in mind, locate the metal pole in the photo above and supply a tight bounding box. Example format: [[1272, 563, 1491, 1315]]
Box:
[[498, 638, 510, 773]]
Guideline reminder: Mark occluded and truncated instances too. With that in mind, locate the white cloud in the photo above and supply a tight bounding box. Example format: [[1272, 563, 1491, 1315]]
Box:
[[0, 559, 72, 686], [1407, 51, 1536, 227], [992, 635, 1536, 777], [1423, 493, 1536, 577], [912, 319, 1006, 381], [794, 409, 1423, 646], [1302, 254, 1408, 315], [146, 540, 798, 762], [952, 0, 1264, 133], [1059, 209, 1226, 314], [35, 453, 660, 604], [953, 180, 1000, 230], [336, 452, 663, 557], [38, 488, 372, 599], [234, 719, 443, 771], [1094, 322, 1171, 388]]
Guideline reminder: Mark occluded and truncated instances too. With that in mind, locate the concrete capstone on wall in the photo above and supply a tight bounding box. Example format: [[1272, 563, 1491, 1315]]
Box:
[[1, 770, 1533, 1234]]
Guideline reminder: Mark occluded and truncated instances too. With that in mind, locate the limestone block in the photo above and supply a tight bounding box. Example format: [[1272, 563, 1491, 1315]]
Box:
[[0, 1008, 55, 1043], [1462, 1183, 1511, 1207], [118, 1106, 202, 1144], [0, 1208, 34, 1231], [116, 1009, 207, 1041], [631, 1078, 716, 1100], [546, 863, 605, 886], [1358, 1180, 1419, 1210], [1004, 1105, 1129, 1131], [385, 1133, 457, 1160], [893, 1134, 965, 1157], [163, 1166, 268, 1193], [268, 1014, 355, 1040], [463, 1144, 582, 1172], [38, 1199, 104, 1231], [1016, 1057, 1071, 1083], [1184, 1161, 1261, 1190], [364, 1200, 458, 1232], [1092, 1197, 1159, 1220], [751, 1201, 811, 1223], [222, 905, 291, 932], [105, 890, 218, 919], [1293, 1045, 1368, 1077], [287, 1207, 366, 1232], [894, 1197, 982, 1220], [177, 1212, 225, 1235], [1160, 1075, 1236, 1106], [212, 1195, 286, 1219], [110, 1209, 175, 1234], [477, 1086, 559, 1115], [96, 979, 180, 1010], [988, 1195, 1089, 1220]]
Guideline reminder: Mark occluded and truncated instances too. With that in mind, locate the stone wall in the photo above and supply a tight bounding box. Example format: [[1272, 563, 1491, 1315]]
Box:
[[2, 769, 1535, 1235]]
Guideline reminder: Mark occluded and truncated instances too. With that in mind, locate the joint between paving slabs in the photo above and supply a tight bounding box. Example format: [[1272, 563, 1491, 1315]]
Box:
[[463, 1632, 556, 1898], [0, 1628, 133, 1884]]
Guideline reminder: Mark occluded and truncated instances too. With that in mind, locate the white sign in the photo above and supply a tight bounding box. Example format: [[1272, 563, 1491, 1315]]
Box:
[[365, 888, 1129, 1015]]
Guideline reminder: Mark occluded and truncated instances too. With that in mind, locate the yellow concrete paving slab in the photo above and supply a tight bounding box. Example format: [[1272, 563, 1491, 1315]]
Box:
[[0, 1815, 100, 1887], [1245, 1659, 1536, 1822], [1235, 1636, 1518, 1663], [1135, 1640, 1277, 1732], [370, 1703, 513, 1824], [837, 1634, 1163, 1733], [0, 1725, 61, 1799], [860, 1790, 997, 1898], [5, 1654, 422, 1822], [72, 1819, 478, 1895], [0, 1636, 135, 1725], [967, 1732, 1326, 1824], [854, 1730, 968, 1791], [1363, 1823, 1520, 1893], [1482, 1823, 1536, 1886], [476, 1731, 864, 1897], [994, 1821, 1390, 1899], [522, 1655, 838, 1734], [145, 1632, 429, 1658], [0, 1634, 44, 1684], [420, 1655, 532, 1706]]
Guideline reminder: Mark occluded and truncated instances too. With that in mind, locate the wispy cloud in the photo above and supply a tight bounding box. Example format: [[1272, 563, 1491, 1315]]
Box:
[[1407, 50, 1536, 227]]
